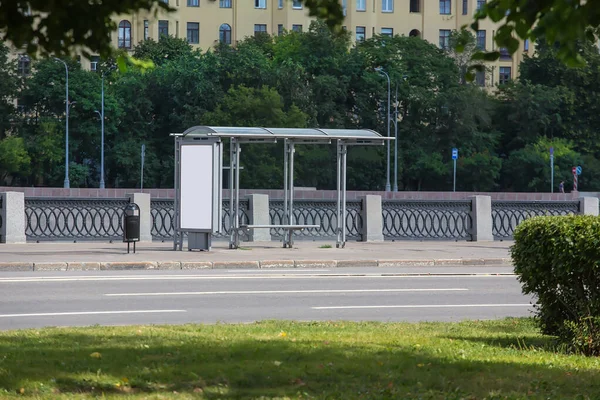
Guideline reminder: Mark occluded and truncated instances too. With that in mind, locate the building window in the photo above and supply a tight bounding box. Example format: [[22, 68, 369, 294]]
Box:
[[499, 47, 512, 60], [439, 29, 451, 49], [382, 0, 393, 12], [118, 20, 132, 49], [254, 24, 267, 36], [17, 55, 30, 76], [409, 0, 420, 12], [278, 0, 283, 8], [475, 70, 485, 87], [409, 29, 421, 37], [292, 24, 302, 32], [356, 26, 366, 41], [476, 30, 486, 50], [220, 0, 232, 7], [278, 24, 284, 36], [187, 0, 199, 5], [187, 22, 199, 43], [144, 20, 149, 40], [381, 28, 393, 37], [158, 20, 169, 38], [477, 0, 485, 9], [219, 23, 232, 44], [462, 0, 467, 14], [357, 0, 366, 11], [499, 67, 511, 84], [439, 0, 451, 14], [255, 0, 266, 8], [90, 56, 100, 72], [524, 39, 530, 52], [161, 0, 168, 3], [292, 0, 302, 8]]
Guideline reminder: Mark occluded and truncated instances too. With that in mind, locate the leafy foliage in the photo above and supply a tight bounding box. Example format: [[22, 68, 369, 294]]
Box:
[[2, 23, 600, 190], [512, 216, 600, 355], [0, 0, 172, 59]]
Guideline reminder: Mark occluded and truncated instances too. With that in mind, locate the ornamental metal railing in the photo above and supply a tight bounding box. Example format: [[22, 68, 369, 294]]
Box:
[[382, 200, 472, 240], [492, 201, 580, 239], [151, 199, 250, 241], [25, 198, 129, 241], [269, 200, 363, 240]]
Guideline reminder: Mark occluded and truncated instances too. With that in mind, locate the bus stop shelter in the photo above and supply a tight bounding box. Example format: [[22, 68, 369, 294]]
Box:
[[171, 126, 392, 251]]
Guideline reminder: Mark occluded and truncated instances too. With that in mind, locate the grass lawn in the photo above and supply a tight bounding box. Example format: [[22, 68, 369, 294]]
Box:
[[0, 318, 599, 399]]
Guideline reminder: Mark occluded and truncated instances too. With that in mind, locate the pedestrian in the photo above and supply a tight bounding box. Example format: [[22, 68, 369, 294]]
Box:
[[559, 181, 565, 193]]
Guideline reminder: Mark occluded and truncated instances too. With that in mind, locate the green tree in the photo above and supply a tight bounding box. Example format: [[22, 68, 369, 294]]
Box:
[[0, 136, 30, 184], [133, 36, 197, 66], [0, 42, 19, 139], [503, 137, 582, 192], [203, 85, 307, 189], [457, 151, 502, 191], [471, 0, 600, 66]]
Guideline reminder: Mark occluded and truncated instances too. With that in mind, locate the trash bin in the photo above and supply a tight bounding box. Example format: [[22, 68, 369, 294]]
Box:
[[123, 203, 140, 253]]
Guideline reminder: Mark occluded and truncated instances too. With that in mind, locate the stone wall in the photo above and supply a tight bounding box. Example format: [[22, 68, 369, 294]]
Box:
[[0, 187, 586, 201]]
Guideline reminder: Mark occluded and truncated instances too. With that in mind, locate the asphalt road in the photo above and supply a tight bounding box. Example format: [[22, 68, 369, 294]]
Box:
[[0, 266, 534, 330]]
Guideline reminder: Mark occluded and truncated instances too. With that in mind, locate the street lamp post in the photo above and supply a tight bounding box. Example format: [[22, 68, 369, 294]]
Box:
[[393, 82, 399, 192], [54, 58, 70, 189], [96, 66, 117, 189], [375, 67, 391, 192]]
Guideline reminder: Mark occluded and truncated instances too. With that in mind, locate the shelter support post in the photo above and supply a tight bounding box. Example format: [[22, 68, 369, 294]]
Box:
[[283, 139, 288, 243], [229, 138, 236, 249], [336, 140, 348, 248], [284, 140, 296, 248], [173, 138, 183, 251], [235, 140, 241, 248]]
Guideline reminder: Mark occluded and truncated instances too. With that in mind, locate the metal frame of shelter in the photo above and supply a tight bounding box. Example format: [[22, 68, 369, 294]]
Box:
[[172, 126, 392, 249]]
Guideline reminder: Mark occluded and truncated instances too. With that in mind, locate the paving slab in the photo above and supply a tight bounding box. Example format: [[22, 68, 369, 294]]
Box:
[[0, 241, 513, 269]]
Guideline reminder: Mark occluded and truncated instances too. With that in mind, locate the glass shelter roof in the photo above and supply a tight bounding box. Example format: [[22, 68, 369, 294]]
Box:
[[175, 126, 391, 142]]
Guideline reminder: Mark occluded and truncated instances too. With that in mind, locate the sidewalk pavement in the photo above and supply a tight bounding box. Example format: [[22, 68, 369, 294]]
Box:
[[0, 240, 514, 271]]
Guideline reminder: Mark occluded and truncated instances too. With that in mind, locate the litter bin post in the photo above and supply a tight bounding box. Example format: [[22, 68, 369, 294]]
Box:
[[127, 193, 151, 242], [123, 203, 141, 253]]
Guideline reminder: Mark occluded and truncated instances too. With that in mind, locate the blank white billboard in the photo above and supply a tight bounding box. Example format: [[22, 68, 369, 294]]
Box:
[[180, 144, 213, 230]]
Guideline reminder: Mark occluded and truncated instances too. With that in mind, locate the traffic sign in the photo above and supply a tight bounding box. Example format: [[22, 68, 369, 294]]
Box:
[[572, 166, 577, 175], [452, 148, 458, 160], [576, 166, 582, 176], [550, 147, 554, 156]]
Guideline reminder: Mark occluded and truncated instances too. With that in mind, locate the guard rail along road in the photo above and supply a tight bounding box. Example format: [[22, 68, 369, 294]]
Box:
[[1, 191, 598, 244]]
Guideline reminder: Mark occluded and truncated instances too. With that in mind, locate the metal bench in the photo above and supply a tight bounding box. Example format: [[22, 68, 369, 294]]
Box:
[[238, 224, 320, 248]]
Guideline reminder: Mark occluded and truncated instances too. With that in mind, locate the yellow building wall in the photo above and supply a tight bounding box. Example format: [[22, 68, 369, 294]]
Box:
[[39, 0, 529, 87]]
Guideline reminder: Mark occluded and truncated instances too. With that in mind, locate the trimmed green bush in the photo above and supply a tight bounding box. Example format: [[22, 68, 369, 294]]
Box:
[[511, 215, 600, 355]]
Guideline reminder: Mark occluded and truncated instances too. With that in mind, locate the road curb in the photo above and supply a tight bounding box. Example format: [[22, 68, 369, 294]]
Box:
[[100, 262, 158, 270], [379, 259, 435, 267], [260, 260, 295, 269], [0, 258, 513, 271], [0, 262, 34, 271], [34, 262, 67, 271], [67, 262, 101, 271], [213, 261, 260, 269]]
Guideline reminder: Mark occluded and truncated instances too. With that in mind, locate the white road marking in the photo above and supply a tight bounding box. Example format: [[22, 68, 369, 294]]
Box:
[[0, 274, 515, 283], [0, 310, 187, 318], [105, 288, 469, 297], [312, 303, 532, 310]]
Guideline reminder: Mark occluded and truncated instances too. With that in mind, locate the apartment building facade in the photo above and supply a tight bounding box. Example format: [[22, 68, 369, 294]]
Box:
[[11, 0, 529, 86]]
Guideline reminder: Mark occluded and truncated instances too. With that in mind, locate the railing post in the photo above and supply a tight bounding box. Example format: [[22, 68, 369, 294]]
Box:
[[361, 195, 384, 242], [248, 194, 270, 242], [469, 195, 493, 242], [127, 193, 152, 243], [579, 196, 599, 216], [0, 192, 26, 244]]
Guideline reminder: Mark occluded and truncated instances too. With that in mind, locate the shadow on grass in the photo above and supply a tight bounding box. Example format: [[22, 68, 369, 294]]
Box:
[[0, 325, 598, 399]]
